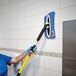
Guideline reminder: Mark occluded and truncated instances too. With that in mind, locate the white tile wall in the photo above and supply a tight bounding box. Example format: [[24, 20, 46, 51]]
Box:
[[17, 8, 25, 19], [28, 0, 35, 5], [34, 27, 44, 40], [0, 40, 4, 48], [17, 0, 25, 9], [17, 18, 25, 29], [25, 4, 35, 17], [45, 0, 59, 11], [41, 39, 62, 53], [36, 36, 47, 52], [60, 6, 76, 23], [9, 30, 17, 39], [59, 73, 62, 76], [23, 17, 34, 29], [34, 0, 45, 15], [58, 58, 62, 73], [9, 0, 17, 11], [24, 28, 34, 40], [17, 29, 25, 40], [44, 56, 59, 72], [34, 13, 45, 28], [0, 0, 76, 76], [60, 0, 76, 8], [21, 63, 34, 76], [45, 69, 58, 76], [33, 67, 44, 76], [24, 40, 35, 49], [3, 40, 17, 49], [17, 40, 25, 49], [33, 55, 44, 68]]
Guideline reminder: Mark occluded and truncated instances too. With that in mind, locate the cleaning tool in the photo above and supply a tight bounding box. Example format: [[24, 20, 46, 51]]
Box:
[[44, 12, 56, 38], [17, 12, 56, 76], [17, 23, 49, 76]]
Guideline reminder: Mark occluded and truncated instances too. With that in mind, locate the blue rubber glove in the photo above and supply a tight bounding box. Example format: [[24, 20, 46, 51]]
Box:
[[25, 45, 37, 55]]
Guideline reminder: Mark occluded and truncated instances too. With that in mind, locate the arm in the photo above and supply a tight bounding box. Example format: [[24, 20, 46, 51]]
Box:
[[10, 52, 27, 64], [10, 45, 37, 64]]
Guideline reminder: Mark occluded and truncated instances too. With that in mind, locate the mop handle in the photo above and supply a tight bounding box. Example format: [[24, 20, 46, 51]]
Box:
[[17, 22, 49, 76], [37, 22, 49, 41]]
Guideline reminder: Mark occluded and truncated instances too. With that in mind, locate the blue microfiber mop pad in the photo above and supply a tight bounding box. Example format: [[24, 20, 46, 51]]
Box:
[[44, 12, 56, 39]]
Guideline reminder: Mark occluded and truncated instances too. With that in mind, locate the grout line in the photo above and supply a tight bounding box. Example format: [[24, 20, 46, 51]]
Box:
[[58, 0, 60, 75]]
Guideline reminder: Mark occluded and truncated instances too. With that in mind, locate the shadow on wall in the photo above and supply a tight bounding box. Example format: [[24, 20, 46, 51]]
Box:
[[34, 36, 46, 76]]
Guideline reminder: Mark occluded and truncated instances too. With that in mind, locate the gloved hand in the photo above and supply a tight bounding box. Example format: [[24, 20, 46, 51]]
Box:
[[25, 45, 37, 55]]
